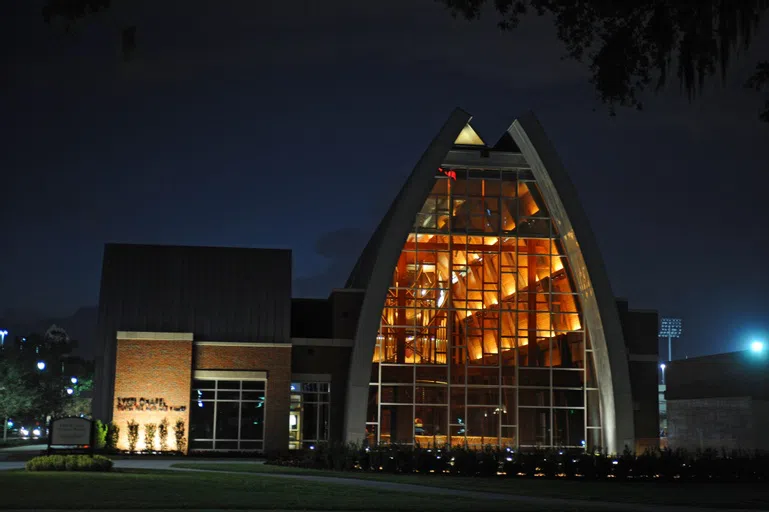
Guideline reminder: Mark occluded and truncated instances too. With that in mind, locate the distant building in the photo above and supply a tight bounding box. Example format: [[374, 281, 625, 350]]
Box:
[[666, 350, 769, 451], [94, 109, 658, 454]]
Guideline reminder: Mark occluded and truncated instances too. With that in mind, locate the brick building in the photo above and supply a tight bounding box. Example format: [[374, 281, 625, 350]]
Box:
[[94, 109, 659, 454], [665, 350, 769, 452], [94, 244, 359, 452]]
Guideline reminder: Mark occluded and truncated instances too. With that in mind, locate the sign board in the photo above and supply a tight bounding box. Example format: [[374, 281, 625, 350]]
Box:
[[48, 417, 94, 454]]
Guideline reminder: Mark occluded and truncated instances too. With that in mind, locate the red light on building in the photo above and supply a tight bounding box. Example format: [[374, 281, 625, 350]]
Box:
[[438, 167, 456, 180]]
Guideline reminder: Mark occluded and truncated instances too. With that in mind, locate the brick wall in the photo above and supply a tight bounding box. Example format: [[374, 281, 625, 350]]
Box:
[[113, 338, 193, 452], [667, 396, 755, 451], [194, 344, 291, 452]]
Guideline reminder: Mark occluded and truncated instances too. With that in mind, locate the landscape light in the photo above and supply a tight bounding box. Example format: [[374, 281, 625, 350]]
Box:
[[6, 420, 13, 428], [751, 341, 764, 353], [36, 361, 46, 371], [660, 363, 666, 370], [71, 377, 78, 384], [66, 388, 74, 395], [0, 329, 7, 345]]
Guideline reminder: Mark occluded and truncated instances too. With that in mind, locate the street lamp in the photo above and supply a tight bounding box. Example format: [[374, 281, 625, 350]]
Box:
[[0, 329, 7, 346], [36, 361, 46, 371], [660, 363, 666, 384]]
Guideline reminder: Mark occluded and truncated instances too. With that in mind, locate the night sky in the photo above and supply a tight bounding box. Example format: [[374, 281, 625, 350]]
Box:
[[3, 1, 769, 358]]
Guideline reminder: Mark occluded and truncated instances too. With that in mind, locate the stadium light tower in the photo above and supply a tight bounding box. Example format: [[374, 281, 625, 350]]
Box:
[[659, 318, 682, 362]]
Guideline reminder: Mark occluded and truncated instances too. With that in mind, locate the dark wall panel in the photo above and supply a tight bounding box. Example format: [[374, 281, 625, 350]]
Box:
[[667, 351, 769, 401]]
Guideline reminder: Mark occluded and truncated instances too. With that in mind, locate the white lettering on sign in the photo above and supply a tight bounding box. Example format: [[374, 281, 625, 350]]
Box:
[[51, 418, 92, 446]]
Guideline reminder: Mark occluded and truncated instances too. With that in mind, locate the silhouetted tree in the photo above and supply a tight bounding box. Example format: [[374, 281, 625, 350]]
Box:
[[0, 359, 39, 442], [38, 0, 768, 122], [44, 324, 70, 344], [439, 0, 768, 121]]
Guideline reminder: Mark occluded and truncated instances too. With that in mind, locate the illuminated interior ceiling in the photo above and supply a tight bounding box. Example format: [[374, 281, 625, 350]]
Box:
[[453, 124, 485, 146], [373, 175, 582, 366]]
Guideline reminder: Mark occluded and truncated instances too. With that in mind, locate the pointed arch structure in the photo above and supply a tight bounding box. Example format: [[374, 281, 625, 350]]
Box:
[[343, 109, 633, 453]]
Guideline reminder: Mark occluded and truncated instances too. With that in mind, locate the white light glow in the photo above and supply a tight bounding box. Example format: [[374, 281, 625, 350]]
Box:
[[751, 341, 764, 353]]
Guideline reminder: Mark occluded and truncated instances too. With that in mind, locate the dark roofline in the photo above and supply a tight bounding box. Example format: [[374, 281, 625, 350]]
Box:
[[669, 349, 762, 364], [104, 242, 292, 253]]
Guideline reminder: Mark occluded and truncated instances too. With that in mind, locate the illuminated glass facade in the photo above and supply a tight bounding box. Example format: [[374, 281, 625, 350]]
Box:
[[365, 167, 601, 449]]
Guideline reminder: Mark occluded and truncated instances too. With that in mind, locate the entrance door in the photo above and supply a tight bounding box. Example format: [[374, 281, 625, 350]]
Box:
[[289, 390, 302, 449]]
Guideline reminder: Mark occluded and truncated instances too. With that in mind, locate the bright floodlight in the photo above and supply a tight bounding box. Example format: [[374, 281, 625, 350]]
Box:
[[659, 318, 683, 338], [659, 318, 683, 362], [751, 341, 764, 353], [36, 361, 46, 371]]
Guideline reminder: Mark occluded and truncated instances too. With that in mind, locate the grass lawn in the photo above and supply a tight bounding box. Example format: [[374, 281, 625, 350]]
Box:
[[173, 462, 769, 510], [0, 469, 577, 511]]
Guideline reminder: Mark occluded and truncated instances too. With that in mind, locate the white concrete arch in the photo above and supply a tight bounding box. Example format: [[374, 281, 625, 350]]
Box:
[[508, 113, 634, 453], [343, 108, 472, 443]]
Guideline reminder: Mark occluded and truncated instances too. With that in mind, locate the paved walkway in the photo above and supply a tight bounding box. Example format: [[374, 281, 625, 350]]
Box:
[[0, 443, 47, 452], [0, 455, 765, 512]]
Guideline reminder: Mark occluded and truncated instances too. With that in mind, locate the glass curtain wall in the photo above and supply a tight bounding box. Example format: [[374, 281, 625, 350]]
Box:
[[189, 379, 266, 451], [367, 168, 602, 449]]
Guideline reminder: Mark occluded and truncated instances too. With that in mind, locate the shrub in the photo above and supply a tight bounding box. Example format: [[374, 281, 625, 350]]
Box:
[[144, 423, 157, 451], [106, 422, 120, 450], [158, 418, 169, 451], [264, 444, 769, 483], [126, 420, 139, 453], [95, 420, 108, 449], [26, 455, 113, 472], [174, 419, 186, 453]]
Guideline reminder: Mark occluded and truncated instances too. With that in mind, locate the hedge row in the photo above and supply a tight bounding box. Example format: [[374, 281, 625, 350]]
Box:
[[267, 444, 769, 482], [26, 455, 113, 472]]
